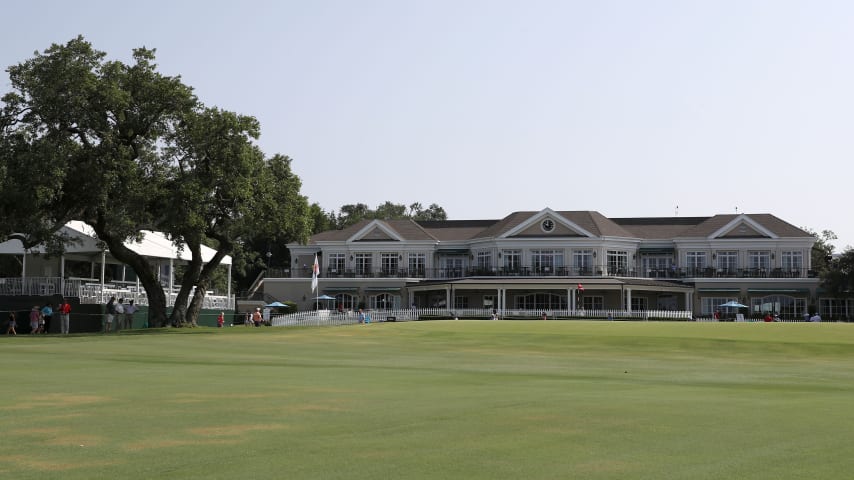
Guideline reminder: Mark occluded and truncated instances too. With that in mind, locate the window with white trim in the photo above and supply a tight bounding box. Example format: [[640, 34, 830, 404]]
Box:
[[380, 253, 399, 275], [477, 251, 492, 270], [355, 253, 372, 275], [328, 253, 346, 274], [748, 251, 771, 270], [581, 296, 603, 310], [781, 251, 803, 271], [606, 250, 628, 274], [532, 250, 563, 273], [716, 251, 737, 272], [503, 250, 521, 272], [573, 250, 594, 272], [686, 252, 707, 271], [408, 253, 426, 276]]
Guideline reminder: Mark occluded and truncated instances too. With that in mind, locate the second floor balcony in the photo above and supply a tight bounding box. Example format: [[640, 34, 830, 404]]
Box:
[[285, 265, 818, 280]]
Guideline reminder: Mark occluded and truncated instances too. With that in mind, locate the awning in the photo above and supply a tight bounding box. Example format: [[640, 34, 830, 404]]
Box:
[[697, 288, 741, 293], [638, 248, 675, 254], [323, 287, 359, 292], [436, 249, 470, 255], [364, 287, 402, 292], [747, 288, 810, 294]]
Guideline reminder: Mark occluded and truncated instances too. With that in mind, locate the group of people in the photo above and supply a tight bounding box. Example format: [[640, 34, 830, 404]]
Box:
[[103, 296, 138, 333], [6, 298, 73, 335]]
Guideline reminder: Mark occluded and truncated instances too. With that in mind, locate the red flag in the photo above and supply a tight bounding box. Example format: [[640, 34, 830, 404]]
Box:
[[577, 283, 584, 292]]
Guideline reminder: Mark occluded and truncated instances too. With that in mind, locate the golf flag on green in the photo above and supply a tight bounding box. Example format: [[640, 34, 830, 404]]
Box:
[[311, 254, 319, 292]]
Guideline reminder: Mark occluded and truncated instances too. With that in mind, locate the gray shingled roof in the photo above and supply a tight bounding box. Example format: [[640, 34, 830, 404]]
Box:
[[307, 212, 813, 244]]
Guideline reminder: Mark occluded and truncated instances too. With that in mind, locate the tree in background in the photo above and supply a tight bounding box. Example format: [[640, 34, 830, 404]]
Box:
[[821, 248, 854, 313], [805, 228, 837, 273], [331, 201, 447, 229]]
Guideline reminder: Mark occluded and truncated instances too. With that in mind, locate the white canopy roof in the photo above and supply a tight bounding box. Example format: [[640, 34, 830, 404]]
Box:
[[0, 221, 232, 265]]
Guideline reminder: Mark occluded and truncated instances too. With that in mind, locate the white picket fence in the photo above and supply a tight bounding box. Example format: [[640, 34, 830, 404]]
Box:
[[270, 308, 692, 328]]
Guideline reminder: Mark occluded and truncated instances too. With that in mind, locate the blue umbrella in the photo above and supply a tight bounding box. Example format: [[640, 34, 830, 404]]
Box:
[[265, 301, 288, 308]]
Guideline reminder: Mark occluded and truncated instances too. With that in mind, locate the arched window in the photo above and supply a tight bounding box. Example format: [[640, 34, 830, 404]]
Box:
[[334, 294, 357, 312]]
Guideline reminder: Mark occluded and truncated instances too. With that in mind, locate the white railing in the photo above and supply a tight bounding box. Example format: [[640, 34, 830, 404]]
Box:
[[270, 307, 693, 328], [0, 276, 234, 310]]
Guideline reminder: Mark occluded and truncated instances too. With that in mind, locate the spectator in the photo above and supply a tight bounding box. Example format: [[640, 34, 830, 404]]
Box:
[[41, 303, 53, 334], [105, 297, 116, 333], [123, 300, 138, 330], [7, 312, 17, 335], [29, 306, 41, 334], [810, 313, 822, 322], [115, 299, 125, 331], [217, 312, 224, 328], [58, 298, 72, 334], [252, 307, 262, 327]]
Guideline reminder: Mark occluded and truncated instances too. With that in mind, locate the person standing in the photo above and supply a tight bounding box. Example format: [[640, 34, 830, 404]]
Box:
[[217, 311, 224, 328], [29, 306, 41, 334], [58, 299, 72, 335], [7, 312, 17, 335], [252, 308, 262, 327], [115, 299, 125, 331], [123, 299, 137, 330], [104, 297, 116, 333], [41, 303, 53, 334]]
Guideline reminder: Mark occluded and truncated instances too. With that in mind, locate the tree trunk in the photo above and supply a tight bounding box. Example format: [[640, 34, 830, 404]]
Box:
[[95, 229, 169, 328], [186, 247, 230, 325], [168, 241, 203, 327]]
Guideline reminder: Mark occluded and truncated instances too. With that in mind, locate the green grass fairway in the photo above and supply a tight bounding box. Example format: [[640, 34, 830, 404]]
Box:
[[3, 321, 854, 479]]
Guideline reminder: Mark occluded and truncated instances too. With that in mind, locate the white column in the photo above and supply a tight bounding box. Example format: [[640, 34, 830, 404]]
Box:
[[626, 288, 632, 313], [685, 291, 692, 313]]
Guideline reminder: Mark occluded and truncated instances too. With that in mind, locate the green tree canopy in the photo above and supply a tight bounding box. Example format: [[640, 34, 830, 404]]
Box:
[[1, 36, 310, 326]]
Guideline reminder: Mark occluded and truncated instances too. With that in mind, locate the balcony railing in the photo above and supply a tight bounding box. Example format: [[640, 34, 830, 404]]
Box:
[[285, 266, 817, 280], [0, 276, 234, 310]]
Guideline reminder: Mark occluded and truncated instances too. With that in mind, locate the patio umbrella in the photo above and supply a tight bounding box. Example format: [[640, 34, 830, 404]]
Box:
[[312, 294, 336, 310], [265, 301, 288, 308], [718, 301, 748, 309]]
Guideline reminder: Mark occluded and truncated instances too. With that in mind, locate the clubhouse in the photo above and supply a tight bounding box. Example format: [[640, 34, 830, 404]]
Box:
[[268, 208, 849, 320]]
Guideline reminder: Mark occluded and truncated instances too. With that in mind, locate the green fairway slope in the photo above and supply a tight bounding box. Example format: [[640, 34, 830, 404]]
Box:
[[2, 321, 853, 480]]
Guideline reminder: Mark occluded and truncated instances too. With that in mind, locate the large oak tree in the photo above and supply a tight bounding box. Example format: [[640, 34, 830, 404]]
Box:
[[1, 36, 310, 326]]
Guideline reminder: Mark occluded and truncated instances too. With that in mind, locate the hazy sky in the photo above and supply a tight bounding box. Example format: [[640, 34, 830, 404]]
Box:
[[2, 1, 852, 250]]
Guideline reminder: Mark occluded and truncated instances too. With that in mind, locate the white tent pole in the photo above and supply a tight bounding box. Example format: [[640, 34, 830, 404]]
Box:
[[60, 255, 65, 298], [21, 251, 27, 295], [169, 258, 174, 306], [227, 263, 232, 308], [100, 250, 106, 301]]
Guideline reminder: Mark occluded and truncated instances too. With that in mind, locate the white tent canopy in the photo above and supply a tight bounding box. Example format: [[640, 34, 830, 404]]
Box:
[[0, 221, 232, 265], [0, 221, 233, 306]]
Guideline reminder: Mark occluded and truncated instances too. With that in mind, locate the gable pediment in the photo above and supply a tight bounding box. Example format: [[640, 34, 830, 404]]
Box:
[[709, 214, 777, 239], [719, 222, 767, 238], [503, 208, 594, 238], [348, 220, 403, 242], [357, 227, 397, 241]]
